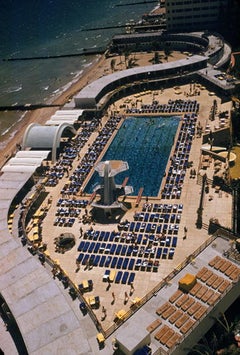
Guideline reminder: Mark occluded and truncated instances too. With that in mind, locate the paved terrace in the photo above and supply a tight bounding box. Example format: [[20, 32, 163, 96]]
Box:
[[0, 84, 238, 354]]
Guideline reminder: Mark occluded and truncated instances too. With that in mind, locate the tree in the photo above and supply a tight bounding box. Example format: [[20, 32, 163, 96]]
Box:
[[154, 52, 160, 64], [163, 43, 172, 62], [110, 58, 116, 72], [123, 48, 131, 69]]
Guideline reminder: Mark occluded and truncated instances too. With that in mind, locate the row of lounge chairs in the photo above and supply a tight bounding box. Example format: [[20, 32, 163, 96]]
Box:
[[56, 198, 88, 207], [53, 217, 75, 227], [55, 207, 81, 217], [133, 211, 181, 224], [77, 243, 174, 266], [208, 255, 240, 282], [161, 114, 196, 199], [60, 115, 122, 197], [142, 203, 183, 213], [125, 99, 199, 115]]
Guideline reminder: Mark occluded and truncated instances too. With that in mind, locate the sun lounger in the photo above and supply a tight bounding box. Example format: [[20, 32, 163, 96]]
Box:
[[169, 309, 184, 324], [122, 258, 129, 270], [181, 297, 195, 311], [105, 256, 112, 268], [156, 302, 171, 316], [208, 255, 221, 268], [180, 319, 195, 334], [196, 267, 208, 280], [122, 271, 129, 284], [128, 272, 135, 284], [115, 271, 122, 283], [116, 257, 123, 269], [206, 274, 218, 286], [154, 325, 170, 341], [162, 305, 176, 320], [212, 276, 224, 289], [99, 255, 106, 267], [187, 301, 201, 316], [176, 294, 189, 308], [218, 279, 231, 293], [175, 314, 189, 328], [110, 257, 117, 268], [93, 255, 100, 266], [160, 328, 175, 345], [169, 289, 183, 303], [224, 265, 237, 277], [165, 332, 181, 349], [146, 319, 162, 333], [201, 289, 214, 303], [193, 305, 207, 320], [207, 292, 220, 306]]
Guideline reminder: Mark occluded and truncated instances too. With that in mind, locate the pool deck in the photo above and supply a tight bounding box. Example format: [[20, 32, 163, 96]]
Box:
[[40, 87, 232, 342], [2, 84, 235, 354]]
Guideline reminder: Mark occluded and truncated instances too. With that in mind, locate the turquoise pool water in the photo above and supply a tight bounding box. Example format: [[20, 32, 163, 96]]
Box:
[[85, 116, 180, 196]]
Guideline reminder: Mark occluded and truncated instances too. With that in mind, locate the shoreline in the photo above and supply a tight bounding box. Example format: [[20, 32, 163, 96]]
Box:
[[0, 47, 186, 170], [0, 53, 106, 170]]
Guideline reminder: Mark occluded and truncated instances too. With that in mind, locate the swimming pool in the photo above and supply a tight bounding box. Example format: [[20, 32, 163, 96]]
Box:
[[85, 116, 180, 196]]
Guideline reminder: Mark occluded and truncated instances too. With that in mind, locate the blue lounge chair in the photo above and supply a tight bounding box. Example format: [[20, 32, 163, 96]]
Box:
[[121, 271, 129, 284], [115, 271, 122, 283], [109, 232, 115, 241], [88, 242, 95, 253], [116, 257, 123, 269], [82, 254, 89, 265], [77, 253, 84, 263], [129, 222, 135, 232], [99, 255, 106, 267], [122, 258, 129, 270], [162, 248, 168, 259], [115, 245, 122, 255], [110, 257, 117, 268], [93, 255, 100, 266], [128, 259, 135, 270], [156, 247, 162, 258], [135, 222, 141, 232], [137, 234, 143, 244], [99, 243, 106, 253], [110, 244, 116, 254], [169, 248, 175, 259], [104, 231, 110, 241], [83, 241, 90, 253], [105, 243, 111, 253], [126, 245, 133, 256], [128, 272, 135, 284], [105, 256, 112, 267], [121, 245, 127, 256], [132, 246, 138, 256], [172, 236, 178, 247], [166, 237, 171, 247], [99, 231, 105, 241], [78, 241, 85, 252], [93, 242, 100, 253], [135, 259, 142, 270]]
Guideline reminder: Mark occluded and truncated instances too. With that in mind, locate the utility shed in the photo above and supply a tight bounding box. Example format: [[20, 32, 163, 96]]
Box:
[[116, 323, 151, 355]]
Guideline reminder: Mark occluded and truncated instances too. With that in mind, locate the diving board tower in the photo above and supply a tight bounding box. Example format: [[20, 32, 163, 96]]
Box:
[[91, 160, 133, 215]]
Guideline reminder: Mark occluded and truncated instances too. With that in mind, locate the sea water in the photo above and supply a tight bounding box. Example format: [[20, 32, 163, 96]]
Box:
[[85, 116, 180, 197], [0, 0, 154, 146]]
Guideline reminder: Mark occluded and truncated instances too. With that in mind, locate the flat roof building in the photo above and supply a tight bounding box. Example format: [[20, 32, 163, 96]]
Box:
[[165, 0, 229, 32]]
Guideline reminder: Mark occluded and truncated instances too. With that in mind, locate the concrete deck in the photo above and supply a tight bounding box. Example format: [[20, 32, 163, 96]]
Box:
[[1, 82, 237, 354]]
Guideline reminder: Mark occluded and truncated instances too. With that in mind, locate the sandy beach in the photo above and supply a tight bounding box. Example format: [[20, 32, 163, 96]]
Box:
[[0, 50, 186, 170]]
